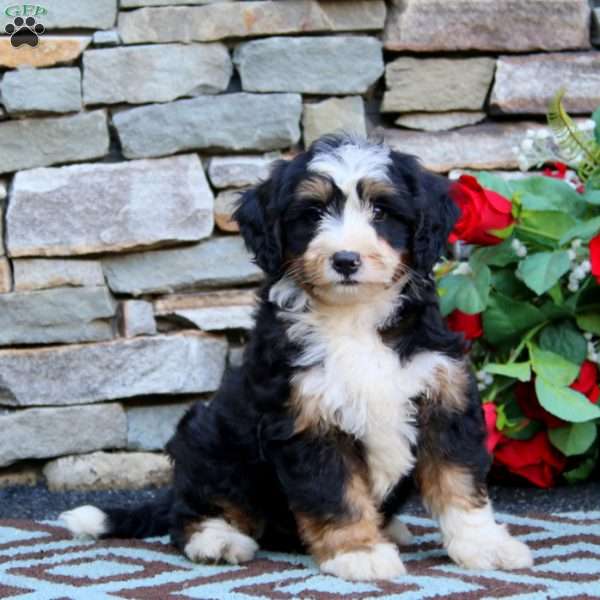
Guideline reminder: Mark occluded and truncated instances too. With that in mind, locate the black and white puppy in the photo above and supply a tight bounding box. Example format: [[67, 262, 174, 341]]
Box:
[[61, 135, 532, 580]]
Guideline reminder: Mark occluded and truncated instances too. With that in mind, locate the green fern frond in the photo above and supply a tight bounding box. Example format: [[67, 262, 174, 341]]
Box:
[[547, 88, 600, 182]]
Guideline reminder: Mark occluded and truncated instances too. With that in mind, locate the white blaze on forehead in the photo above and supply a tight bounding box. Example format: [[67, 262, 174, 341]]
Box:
[[308, 141, 392, 196]]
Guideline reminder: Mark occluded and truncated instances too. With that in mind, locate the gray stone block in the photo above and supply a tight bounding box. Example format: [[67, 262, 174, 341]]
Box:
[[394, 112, 486, 132], [234, 36, 383, 94], [44, 451, 171, 490], [13, 259, 105, 292], [0, 333, 228, 407], [0, 286, 116, 346], [0, 258, 11, 293], [113, 93, 301, 158], [118, 1, 386, 44], [119, 300, 157, 337], [83, 43, 231, 105], [103, 237, 263, 296], [0, 67, 82, 114], [0, 110, 109, 175], [208, 154, 276, 189], [155, 289, 256, 331], [384, 122, 544, 173], [7, 155, 213, 257], [0, 404, 126, 467], [38, 0, 117, 30], [384, 0, 591, 51], [382, 57, 495, 113], [303, 96, 367, 147], [491, 52, 600, 114], [127, 402, 192, 450], [92, 30, 121, 46]]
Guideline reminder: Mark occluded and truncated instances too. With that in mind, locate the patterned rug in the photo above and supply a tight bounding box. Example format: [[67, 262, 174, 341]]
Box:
[[1, 512, 599, 599]]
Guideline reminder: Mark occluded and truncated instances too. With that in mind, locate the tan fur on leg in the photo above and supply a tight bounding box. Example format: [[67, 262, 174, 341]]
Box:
[[417, 460, 532, 570], [297, 473, 406, 580]]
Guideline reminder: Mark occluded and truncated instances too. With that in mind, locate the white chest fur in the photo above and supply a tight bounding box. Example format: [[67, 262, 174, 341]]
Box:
[[285, 296, 454, 503]]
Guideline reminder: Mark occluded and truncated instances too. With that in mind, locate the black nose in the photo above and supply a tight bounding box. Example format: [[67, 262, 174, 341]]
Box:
[[331, 251, 361, 277]]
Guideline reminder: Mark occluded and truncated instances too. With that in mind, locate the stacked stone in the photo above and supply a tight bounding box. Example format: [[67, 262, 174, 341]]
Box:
[[0, 0, 597, 490]]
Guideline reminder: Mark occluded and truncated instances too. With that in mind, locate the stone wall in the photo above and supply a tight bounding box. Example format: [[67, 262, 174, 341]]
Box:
[[0, 0, 598, 490]]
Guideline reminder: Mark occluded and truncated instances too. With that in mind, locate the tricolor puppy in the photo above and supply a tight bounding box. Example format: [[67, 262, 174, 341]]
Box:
[[61, 136, 532, 580]]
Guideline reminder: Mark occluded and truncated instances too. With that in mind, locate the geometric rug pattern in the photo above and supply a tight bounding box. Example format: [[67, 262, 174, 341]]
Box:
[[2, 512, 600, 599]]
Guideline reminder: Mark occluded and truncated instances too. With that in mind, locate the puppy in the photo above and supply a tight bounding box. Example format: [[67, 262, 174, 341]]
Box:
[[61, 135, 532, 580]]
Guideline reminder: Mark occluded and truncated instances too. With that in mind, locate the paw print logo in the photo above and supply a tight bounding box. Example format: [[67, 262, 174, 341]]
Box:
[[5, 16, 45, 48]]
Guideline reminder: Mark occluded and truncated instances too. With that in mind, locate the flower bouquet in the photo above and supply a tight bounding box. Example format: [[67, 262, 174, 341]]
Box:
[[439, 92, 600, 488]]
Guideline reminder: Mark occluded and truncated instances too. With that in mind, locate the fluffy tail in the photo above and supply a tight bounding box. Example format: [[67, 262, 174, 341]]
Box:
[[60, 491, 173, 540]]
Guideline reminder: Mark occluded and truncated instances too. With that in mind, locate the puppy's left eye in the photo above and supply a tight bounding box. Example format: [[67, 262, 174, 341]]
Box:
[[372, 205, 387, 222]]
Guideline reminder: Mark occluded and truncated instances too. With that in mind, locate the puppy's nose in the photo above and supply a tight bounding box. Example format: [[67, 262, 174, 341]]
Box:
[[331, 251, 361, 276]]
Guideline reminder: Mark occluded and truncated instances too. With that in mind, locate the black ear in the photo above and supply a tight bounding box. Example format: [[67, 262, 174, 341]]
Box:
[[412, 170, 460, 274], [233, 161, 286, 276]]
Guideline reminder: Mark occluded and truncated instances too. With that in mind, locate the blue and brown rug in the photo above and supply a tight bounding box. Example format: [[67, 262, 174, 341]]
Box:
[[1, 512, 599, 599]]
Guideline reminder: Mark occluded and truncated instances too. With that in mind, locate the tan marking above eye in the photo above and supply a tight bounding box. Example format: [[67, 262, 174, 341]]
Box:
[[296, 176, 333, 203], [358, 178, 396, 203]]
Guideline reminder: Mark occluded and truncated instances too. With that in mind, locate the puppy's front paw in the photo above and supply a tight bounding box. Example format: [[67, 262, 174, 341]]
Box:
[[447, 525, 533, 571], [385, 518, 413, 546], [320, 542, 406, 581]]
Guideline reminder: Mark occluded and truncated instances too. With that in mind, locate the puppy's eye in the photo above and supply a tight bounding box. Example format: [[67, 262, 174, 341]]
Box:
[[372, 205, 387, 222], [302, 207, 323, 223]]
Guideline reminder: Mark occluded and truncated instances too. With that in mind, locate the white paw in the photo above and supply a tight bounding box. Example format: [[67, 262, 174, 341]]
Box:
[[385, 518, 413, 546], [447, 525, 533, 571], [184, 518, 258, 565], [60, 505, 108, 539], [320, 542, 406, 581]]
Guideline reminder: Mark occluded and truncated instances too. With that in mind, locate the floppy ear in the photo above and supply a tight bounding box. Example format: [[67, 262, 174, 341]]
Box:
[[412, 170, 460, 274], [233, 161, 286, 276]]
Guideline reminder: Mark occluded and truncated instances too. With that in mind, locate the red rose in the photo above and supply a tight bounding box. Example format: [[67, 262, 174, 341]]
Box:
[[590, 234, 600, 285], [515, 381, 565, 429], [493, 432, 567, 488], [570, 360, 600, 404], [449, 175, 514, 245], [446, 310, 483, 340], [483, 403, 504, 454]]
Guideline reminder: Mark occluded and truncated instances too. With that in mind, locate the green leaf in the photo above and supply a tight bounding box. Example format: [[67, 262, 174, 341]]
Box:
[[516, 251, 571, 296], [549, 422, 597, 456], [503, 419, 542, 440], [438, 263, 491, 316], [471, 238, 517, 267], [491, 269, 530, 298], [582, 189, 600, 205], [482, 293, 546, 344], [511, 176, 586, 217], [484, 361, 531, 382], [472, 171, 514, 197], [559, 216, 600, 245], [535, 377, 600, 423], [576, 312, 600, 336], [563, 452, 598, 484], [539, 321, 587, 365], [529, 343, 579, 386], [593, 107, 600, 144], [520, 210, 577, 241]]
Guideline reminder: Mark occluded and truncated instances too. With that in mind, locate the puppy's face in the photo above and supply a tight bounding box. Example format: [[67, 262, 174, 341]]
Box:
[[235, 136, 458, 306], [282, 145, 412, 304]]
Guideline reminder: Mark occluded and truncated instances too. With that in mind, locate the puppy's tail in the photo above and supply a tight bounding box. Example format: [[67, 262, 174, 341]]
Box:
[[60, 490, 173, 540]]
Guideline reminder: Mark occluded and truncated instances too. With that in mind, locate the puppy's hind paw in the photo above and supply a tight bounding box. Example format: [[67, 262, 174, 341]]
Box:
[[385, 518, 414, 546], [184, 518, 258, 565], [320, 542, 406, 581]]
